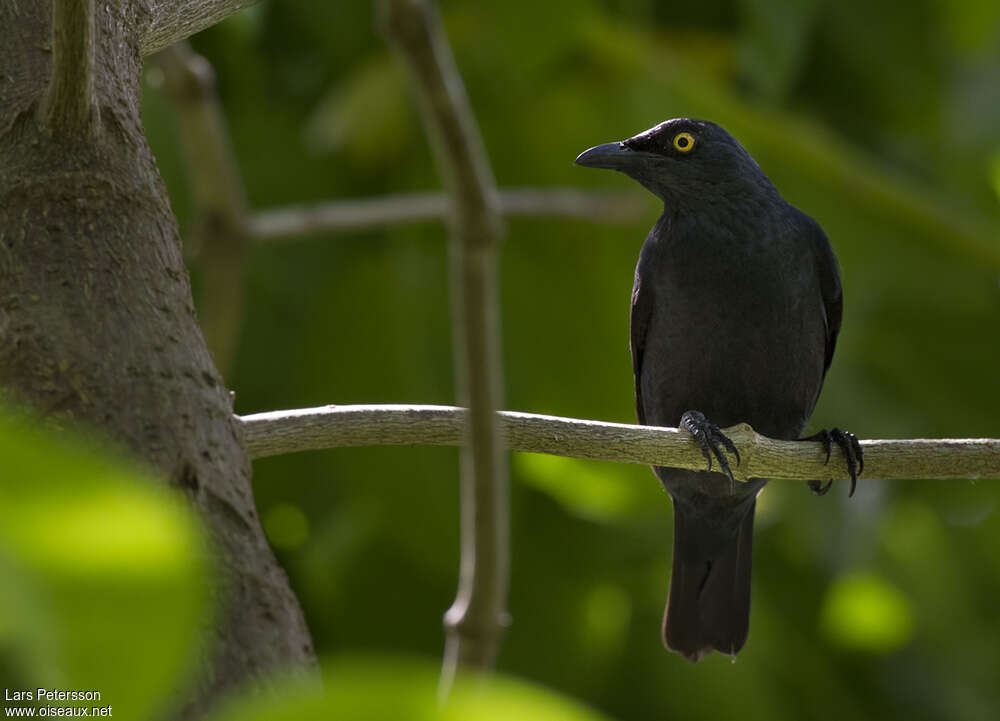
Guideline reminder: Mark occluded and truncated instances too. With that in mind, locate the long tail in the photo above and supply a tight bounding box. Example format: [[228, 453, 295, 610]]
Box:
[[662, 499, 756, 662]]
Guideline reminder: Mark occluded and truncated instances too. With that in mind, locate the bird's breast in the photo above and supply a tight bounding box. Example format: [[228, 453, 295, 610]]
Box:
[[636, 218, 826, 438]]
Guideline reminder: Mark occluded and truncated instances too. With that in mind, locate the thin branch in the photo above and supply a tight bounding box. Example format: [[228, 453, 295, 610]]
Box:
[[139, 0, 262, 57], [499, 187, 644, 221], [247, 189, 646, 241], [238, 405, 1000, 482], [150, 41, 249, 374], [379, 0, 508, 690], [41, 0, 97, 137], [250, 192, 449, 239]]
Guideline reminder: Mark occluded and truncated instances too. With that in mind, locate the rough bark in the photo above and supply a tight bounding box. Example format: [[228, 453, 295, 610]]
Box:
[[139, 0, 263, 56], [152, 40, 249, 375], [0, 3, 315, 717]]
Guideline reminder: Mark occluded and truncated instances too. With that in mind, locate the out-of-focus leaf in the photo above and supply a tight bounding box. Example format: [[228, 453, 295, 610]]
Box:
[[654, 28, 738, 80], [305, 54, 415, 166], [820, 572, 914, 652], [937, 0, 1000, 52], [264, 502, 311, 550], [0, 409, 209, 720], [879, 500, 968, 634], [580, 584, 632, 656], [576, 13, 650, 74], [991, 152, 1000, 201], [737, 0, 821, 99], [206, 656, 616, 721], [514, 453, 654, 523]]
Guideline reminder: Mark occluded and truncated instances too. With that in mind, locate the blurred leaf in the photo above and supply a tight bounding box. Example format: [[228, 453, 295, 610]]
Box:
[[820, 571, 914, 652], [576, 12, 650, 75], [207, 656, 616, 721], [655, 28, 738, 80], [305, 54, 415, 167], [936, 0, 1000, 52], [991, 152, 1000, 201], [0, 409, 209, 719], [264, 502, 311, 550], [581, 584, 632, 656], [514, 453, 651, 523], [879, 500, 969, 637], [737, 0, 820, 99]]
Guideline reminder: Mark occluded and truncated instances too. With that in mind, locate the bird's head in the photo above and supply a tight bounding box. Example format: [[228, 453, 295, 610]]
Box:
[[575, 119, 775, 206]]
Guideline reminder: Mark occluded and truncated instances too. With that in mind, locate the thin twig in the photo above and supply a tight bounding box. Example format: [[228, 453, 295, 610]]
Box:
[[379, 0, 509, 692], [41, 0, 97, 137], [499, 187, 644, 221], [238, 404, 1000, 482], [247, 189, 646, 241], [151, 41, 249, 373]]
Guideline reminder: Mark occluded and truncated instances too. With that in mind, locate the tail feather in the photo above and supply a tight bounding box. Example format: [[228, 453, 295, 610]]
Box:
[[662, 499, 756, 661]]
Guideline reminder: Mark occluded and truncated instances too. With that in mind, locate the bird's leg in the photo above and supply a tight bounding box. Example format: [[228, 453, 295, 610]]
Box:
[[800, 428, 863, 497], [680, 410, 741, 492]]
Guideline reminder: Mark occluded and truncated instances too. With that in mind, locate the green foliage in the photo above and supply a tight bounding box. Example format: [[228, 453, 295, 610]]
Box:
[[264, 501, 311, 550], [0, 410, 209, 719], [207, 656, 612, 721], [514, 454, 655, 523], [140, 1, 1000, 719], [821, 572, 914, 652]]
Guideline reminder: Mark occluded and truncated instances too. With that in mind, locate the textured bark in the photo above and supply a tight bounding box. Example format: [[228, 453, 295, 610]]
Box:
[[0, 3, 315, 717], [138, 0, 263, 56], [240, 404, 1000, 482]]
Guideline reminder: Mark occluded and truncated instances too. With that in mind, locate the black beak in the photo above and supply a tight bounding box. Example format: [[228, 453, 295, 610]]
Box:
[[574, 141, 634, 170]]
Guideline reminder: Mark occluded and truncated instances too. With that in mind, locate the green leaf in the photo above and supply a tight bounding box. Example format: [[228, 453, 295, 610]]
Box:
[[820, 571, 914, 653], [0, 409, 209, 720], [264, 502, 311, 550], [207, 656, 616, 721], [514, 453, 654, 523], [304, 54, 415, 167]]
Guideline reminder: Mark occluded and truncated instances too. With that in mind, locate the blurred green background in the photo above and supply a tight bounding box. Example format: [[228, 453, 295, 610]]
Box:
[[146, 0, 1000, 718]]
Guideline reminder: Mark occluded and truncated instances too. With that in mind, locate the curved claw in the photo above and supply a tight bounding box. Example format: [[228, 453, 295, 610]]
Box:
[[680, 410, 741, 492], [816, 429, 833, 465], [808, 479, 833, 496], [801, 427, 863, 497]]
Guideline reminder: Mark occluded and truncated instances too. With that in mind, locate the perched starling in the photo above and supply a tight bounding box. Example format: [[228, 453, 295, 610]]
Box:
[[576, 119, 861, 661]]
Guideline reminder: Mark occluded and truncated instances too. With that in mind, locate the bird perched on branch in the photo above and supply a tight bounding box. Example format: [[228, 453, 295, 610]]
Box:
[[575, 118, 861, 662]]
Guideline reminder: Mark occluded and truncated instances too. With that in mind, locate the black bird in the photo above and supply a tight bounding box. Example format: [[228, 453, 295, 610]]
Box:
[[575, 119, 861, 662]]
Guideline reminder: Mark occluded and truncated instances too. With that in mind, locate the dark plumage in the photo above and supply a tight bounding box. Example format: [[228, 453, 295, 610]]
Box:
[[575, 118, 860, 661]]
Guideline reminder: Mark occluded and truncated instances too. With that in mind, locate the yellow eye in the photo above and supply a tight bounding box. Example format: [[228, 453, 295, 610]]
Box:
[[673, 132, 695, 152]]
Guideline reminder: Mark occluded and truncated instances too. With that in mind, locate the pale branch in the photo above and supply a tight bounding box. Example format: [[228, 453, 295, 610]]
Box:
[[150, 41, 249, 373], [499, 187, 645, 221], [250, 192, 449, 239], [247, 189, 646, 241], [41, 0, 97, 137], [238, 404, 1000, 483], [379, 0, 509, 690], [139, 0, 262, 56]]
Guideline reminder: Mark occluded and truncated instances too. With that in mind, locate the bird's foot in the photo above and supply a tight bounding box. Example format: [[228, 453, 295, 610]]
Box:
[[801, 428, 863, 497], [680, 410, 741, 491]]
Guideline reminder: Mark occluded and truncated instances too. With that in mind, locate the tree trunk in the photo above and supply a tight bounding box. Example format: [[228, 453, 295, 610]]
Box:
[[0, 2, 316, 717]]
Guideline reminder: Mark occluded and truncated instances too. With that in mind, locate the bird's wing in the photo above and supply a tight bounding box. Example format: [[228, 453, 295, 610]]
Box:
[[630, 268, 652, 424], [799, 211, 843, 376]]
